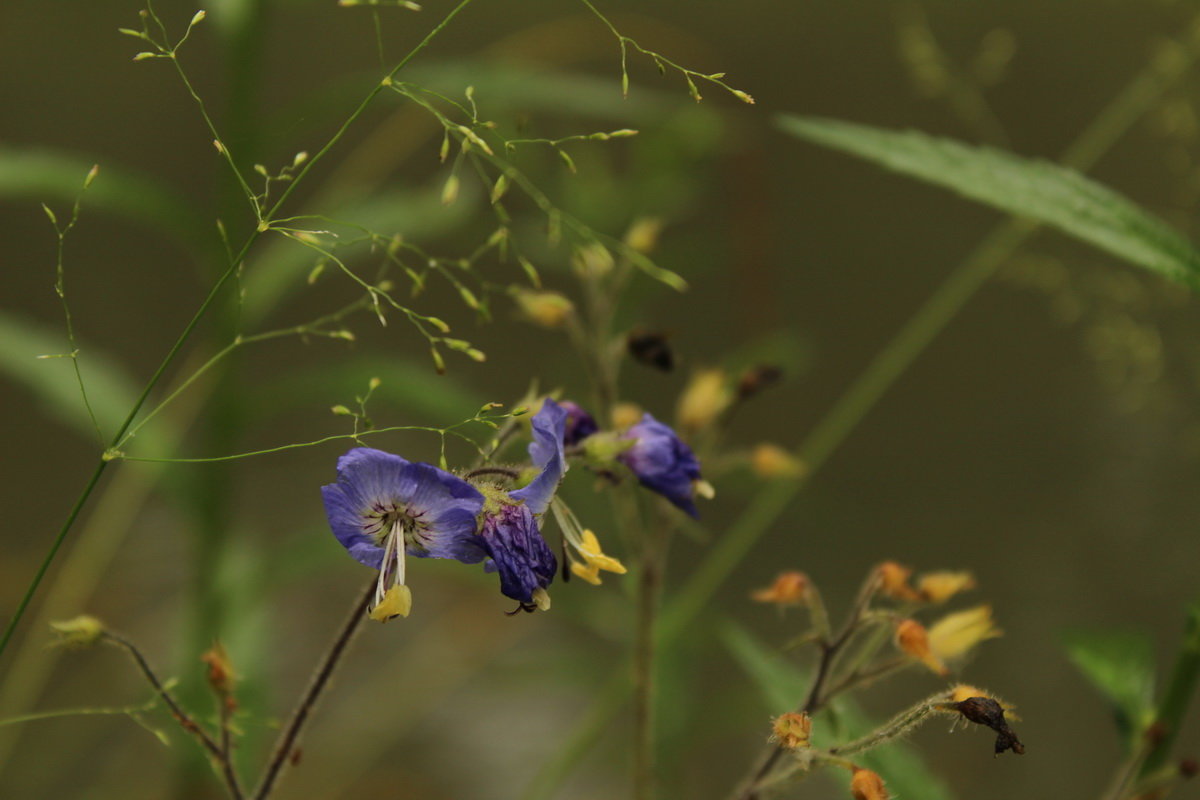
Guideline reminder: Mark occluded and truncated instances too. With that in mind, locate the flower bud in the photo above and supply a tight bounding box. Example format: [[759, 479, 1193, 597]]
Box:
[[895, 618, 948, 676], [512, 288, 574, 329], [876, 561, 920, 602], [624, 217, 664, 254], [770, 712, 812, 749], [751, 571, 810, 607], [751, 443, 805, 479], [850, 767, 889, 800], [49, 615, 105, 648], [201, 642, 236, 695], [611, 402, 643, 431], [677, 369, 731, 432]]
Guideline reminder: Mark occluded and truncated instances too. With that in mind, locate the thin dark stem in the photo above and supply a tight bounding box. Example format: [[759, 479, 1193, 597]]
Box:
[[731, 573, 881, 800], [104, 632, 244, 799], [252, 580, 373, 800]]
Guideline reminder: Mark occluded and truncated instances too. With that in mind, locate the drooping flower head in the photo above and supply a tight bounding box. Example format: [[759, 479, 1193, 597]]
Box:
[[322, 448, 485, 620], [477, 398, 568, 612], [619, 413, 704, 516]]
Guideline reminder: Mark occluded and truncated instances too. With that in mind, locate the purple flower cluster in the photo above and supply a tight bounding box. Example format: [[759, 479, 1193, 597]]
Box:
[[320, 396, 704, 617], [321, 399, 569, 616]]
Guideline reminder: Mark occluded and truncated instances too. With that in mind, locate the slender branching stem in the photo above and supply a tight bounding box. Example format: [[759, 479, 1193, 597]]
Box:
[[0, 0, 478, 667], [103, 632, 244, 799], [252, 580, 373, 800], [731, 572, 882, 800]]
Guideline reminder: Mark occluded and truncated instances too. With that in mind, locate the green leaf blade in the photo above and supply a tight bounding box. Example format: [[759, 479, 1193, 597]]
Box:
[[1062, 628, 1157, 747], [776, 114, 1200, 289]]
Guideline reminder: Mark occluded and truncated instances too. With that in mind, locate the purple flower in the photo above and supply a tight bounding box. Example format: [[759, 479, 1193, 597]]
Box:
[[620, 414, 703, 517], [559, 400, 599, 447], [322, 448, 485, 619], [478, 398, 568, 611]]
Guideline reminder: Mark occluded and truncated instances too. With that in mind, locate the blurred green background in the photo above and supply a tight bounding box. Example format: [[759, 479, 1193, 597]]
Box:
[[2, 0, 1199, 798]]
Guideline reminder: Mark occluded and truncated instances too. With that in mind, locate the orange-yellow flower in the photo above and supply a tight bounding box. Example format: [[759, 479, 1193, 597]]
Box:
[[876, 561, 920, 602], [927, 605, 1002, 662], [916, 571, 976, 603], [895, 618, 948, 675], [751, 571, 811, 607]]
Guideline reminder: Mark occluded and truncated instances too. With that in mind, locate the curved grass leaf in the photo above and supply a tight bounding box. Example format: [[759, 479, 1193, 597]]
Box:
[[777, 114, 1200, 289], [0, 147, 205, 251]]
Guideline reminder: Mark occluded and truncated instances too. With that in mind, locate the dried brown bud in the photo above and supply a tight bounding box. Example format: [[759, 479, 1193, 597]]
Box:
[[949, 696, 1025, 756], [201, 642, 236, 695], [736, 364, 783, 400], [1180, 758, 1198, 779], [627, 330, 674, 372]]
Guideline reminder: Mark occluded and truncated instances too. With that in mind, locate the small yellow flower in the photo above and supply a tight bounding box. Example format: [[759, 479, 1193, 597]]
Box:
[[568, 529, 627, 586], [512, 288, 574, 329], [916, 571, 976, 603], [894, 618, 948, 676], [750, 443, 806, 479], [876, 561, 920, 602], [927, 605, 1002, 662], [677, 369, 732, 432], [751, 571, 811, 607], [770, 712, 812, 749], [849, 766, 889, 800]]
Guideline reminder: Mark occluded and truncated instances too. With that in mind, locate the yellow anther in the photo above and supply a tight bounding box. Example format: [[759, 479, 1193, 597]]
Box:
[[369, 584, 412, 622]]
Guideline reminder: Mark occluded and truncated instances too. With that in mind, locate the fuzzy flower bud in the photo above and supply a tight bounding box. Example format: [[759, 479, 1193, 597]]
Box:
[[876, 561, 920, 602], [850, 767, 889, 800], [770, 712, 812, 750], [751, 571, 810, 607]]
